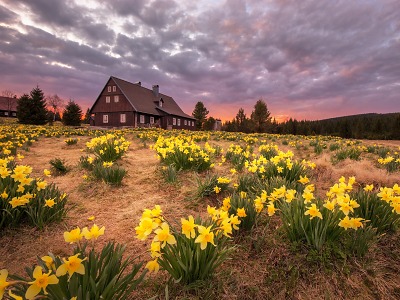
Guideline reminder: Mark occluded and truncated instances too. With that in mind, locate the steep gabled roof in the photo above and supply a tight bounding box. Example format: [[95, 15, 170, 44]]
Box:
[[94, 76, 194, 119]]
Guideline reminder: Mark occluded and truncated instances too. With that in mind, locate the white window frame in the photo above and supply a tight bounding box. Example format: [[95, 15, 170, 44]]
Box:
[[177, 119, 181, 126], [140, 115, 145, 124], [172, 118, 176, 125], [150, 116, 154, 124], [159, 101, 163, 108], [192, 121, 195, 126], [4, 112, 8, 116], [184, 120, 187, 126], [105, 96, 110, 103], [114, 95, 119, 102], [103, 114, 108, 124], [107, 86, 111, 92], [120, 113, 126, 123], [112, 86, 116, 92]]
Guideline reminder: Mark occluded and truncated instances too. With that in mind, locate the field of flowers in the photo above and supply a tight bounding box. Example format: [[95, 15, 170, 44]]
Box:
[[0, 124, 399, 299]]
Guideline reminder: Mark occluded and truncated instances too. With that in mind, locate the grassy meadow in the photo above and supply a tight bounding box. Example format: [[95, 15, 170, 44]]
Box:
[[0, 123, 400, 299]]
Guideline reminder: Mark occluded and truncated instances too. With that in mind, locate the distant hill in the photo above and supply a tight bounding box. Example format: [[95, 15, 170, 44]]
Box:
[[275, 112, 400, 140]]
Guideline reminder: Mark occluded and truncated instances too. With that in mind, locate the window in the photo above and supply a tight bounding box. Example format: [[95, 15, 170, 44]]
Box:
[[112, 86, 116, 92], [114, 95, 119, 102], [150, 116, 154, 124], [107, 86, 111, 92], [177, 119, 181, 126], [103, 114, 108, 123], [12, 112, 16, 116], [140, 115, 145, 124], [120, 113, 126, 123], [4, 112, 8, 116], [184, 120, 187, 126], [106, 96, 110, 103], [159, 101, 163, 108], [172, 118, 176, 125], [192, 121, 195, 126]]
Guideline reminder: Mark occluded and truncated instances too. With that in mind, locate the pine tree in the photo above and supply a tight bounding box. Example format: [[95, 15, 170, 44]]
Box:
[[192, 101, 209, 130], [62, 100, 83, 126], [17, 86, 48, 125], [251, 99, 271, 133], [83, 108, 91, 124]]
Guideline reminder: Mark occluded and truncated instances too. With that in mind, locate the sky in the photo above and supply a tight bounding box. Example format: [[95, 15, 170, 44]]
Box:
[[0, 0, 399, 122]]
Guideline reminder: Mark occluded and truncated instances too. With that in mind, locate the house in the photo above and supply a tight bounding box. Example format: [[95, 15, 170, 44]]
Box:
[[0, 96, 18, 118], [89, 76, 196, 129]]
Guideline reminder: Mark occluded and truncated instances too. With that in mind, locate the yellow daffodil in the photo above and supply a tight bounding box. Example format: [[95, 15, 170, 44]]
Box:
[[305, 204, 323, 220], [364, 184, 374, 192], [41, 256, 56, 271], [44, 198, 56, 208], [236, 207, 247, 218], [64, 227, 83, 244], [43, 169, 51, 177], [26, 266, 59, 299], [145, 259, 160, 273], [181, 215, 196, 239], [195, 225, 215, 250], [82, 224, 105, 240], [56, 254, 86, 278], [153, 222, 176, 247], [0, 269, 11, 299]]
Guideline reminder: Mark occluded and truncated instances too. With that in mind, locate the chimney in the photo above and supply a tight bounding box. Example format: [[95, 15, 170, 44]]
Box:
[[152, 85, 159, 97]]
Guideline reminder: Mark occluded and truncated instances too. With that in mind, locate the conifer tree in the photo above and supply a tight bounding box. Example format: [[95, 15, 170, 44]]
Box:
[[62, 100, 82, 126], [17, 86, 48, 125], [192, 101, 209, 130]]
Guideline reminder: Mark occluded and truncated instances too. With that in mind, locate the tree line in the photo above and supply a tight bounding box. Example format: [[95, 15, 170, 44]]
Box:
[[274, 113, 400, 140], [4, 86, 89, 126]]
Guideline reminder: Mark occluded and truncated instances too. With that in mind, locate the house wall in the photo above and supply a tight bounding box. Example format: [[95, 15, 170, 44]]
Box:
[[162, 116, 196, 130], [94, 111, 135, 127], [91, 81, 134, 113]]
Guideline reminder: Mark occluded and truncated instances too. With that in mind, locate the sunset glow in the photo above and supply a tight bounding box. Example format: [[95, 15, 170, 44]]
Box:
[[0, 0, 399, 121]]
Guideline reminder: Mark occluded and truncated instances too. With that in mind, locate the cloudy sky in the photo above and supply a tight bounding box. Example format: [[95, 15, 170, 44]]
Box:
[[1, 0, 399, 121]]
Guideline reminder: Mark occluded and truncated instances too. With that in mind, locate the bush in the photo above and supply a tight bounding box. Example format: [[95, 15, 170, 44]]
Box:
[[92, 162, 127, 186], [62, 101, 83, 126], [49, 158, 69, 175]]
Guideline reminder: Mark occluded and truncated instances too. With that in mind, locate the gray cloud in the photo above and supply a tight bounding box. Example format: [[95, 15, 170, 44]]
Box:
[[0, 0, 399, 120]]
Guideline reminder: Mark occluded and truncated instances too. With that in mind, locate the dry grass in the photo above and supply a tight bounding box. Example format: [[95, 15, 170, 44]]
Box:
[[1, 135, 400, 299]]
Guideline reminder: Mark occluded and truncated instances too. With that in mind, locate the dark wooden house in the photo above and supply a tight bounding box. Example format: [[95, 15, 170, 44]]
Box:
[[0, 96, 17, 118], [89, 76, 196, 129]]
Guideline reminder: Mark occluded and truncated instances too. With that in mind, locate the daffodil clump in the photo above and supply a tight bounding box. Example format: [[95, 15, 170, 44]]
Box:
[[0, 157, 68, 229], [152, 136, 215, 172], [245, 150, 314, 183], [2, 222, 145, 299], [378, 153, 400, 172], [258, 143, 279, 159], [135, 205, 236, 284], [86, 133, 131, 162], [224, 144, 252, 171], [64, 138, 78, 145]]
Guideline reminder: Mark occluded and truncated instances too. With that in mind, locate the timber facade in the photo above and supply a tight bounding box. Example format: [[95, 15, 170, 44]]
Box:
[[89, 76, 196, 129]]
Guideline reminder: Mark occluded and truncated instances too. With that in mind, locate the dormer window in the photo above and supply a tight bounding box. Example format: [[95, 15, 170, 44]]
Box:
[[107, 86, 111, 92], [159, 100, 163, 108], [112, 86, 116, 92]]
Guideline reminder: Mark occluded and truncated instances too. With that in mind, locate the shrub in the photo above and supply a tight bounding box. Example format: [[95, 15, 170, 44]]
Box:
[[49, 158, 69, 175], [92, 162, 127, 186], [160, 164, 178, 184]]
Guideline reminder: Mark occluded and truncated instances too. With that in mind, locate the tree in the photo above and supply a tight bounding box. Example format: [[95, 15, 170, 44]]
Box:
[[17, 86, 48, 125], [250, 99, 271, 133], [203, 117, 216, 131], [62, 100, 83, 126], [192, 101, 209, 130], [83, 108, 91, 124], [47, 94, 64, 122]]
